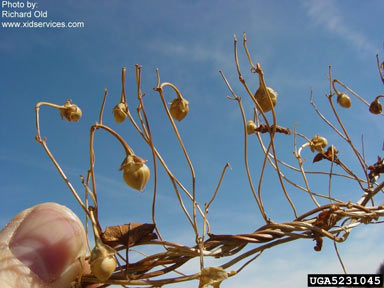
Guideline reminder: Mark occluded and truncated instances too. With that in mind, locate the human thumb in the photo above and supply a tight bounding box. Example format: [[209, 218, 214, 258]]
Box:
[[0, 202, 87, 288]]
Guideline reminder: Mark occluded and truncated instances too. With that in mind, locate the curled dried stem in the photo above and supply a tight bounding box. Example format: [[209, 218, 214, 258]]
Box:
[[154, 71, 198, 238], [35, 102, 90, 219]]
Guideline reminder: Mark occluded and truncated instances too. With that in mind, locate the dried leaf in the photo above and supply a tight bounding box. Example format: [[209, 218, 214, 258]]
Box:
[[101, 223, 157, 247], [313, 207, 340, 231], [312, 207, 341, 252], [313, 146, 339, 164], [313, 236, 323, 252], [313, 153, 325, 163], [199, 267, 228, 288], [368, 156, 384, 183], [254, 123, 290, 135]]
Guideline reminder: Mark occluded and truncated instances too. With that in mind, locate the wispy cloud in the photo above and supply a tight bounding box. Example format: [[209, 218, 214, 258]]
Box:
[[146, 39, 234, 75], [302, 0, 377, 56]]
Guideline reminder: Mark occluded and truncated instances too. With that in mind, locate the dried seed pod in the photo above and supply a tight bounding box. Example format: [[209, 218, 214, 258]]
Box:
[[60, 99, 82, 122], [113, 102, 128, 123], [254, 86, 278, 113], [120, 154, 150, 192], [89, 243, 117, 282], [246, 120, 256, 134], [336, 92, 351, 108], [310, 135, 328, 152], [369, 98, 383, 115], [325, 145, 338, 158], [199, 267, 228, 288], [169, 97, 189, 121]]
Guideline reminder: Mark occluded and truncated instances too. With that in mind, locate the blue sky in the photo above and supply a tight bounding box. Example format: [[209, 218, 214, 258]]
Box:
[[1, 0, 384, 287]]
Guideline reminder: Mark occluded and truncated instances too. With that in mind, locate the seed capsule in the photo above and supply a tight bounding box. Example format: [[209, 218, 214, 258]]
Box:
[[89, 243, 117, 282], [254, 86, 278, 113], [113, 102, 128, 123], [369, 99, 383, 115], [120, 154, 150, 192], [169, 97, 189, 121], [247, 120, 256, 134], [336, 92, 351, 108], [60, 99, 82, 122], [310, 135, 328, 153]]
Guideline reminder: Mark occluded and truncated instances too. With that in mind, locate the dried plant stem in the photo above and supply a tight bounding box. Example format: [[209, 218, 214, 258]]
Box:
[[204, 162, 231, 235], [232, 38, 274, 219], [294, 126, 321, 207], [89, 206, 102, 243], [243, 34, 297, 218], [205, 162, 231, 210], [310, 88, 346, 140], [82, 272, 201, 286], [376, 54, 384, 86], [310, 89, 368, 192], [234, 251, 263, 275], [35, 38, 384, 287], [121, 67, 127, 103], [359, 180, 384, 206], [35, 102, 90, 219], [88, 122, 135, 225], [125, 102, 207, 222], [220, 236, 296, 270], [35, 102, 63, 139], [328, 68, 369, 183], [80, 173, 92, 252], [134, 64, 163, 241], [98, 88, 108, 124], [334, 241, 347, 273], [236, 34, 297, 218], [328, 146, 336, 204], [154, 78, 198, 237], [333, 79, 370, 106], [219, 70, 267, 222], [328, 94, 369, 180], [253, 118, 347, 202], [89, 125, 98, 211]]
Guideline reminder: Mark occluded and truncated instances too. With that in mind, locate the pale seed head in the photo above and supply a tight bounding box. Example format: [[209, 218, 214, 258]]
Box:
[[60, 99, 82, 122], [89, 243, 117, 282], [310, 135, 328, 153], [254, 86, 278, 113], [336, 92, 351, 108], [120, 154, 150, 192], [113, 102, 128, 123], [169, 97, 189, 121]]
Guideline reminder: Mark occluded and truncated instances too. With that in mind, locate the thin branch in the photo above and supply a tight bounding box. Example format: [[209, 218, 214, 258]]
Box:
[[376, 54, 384, 86], [35, 102, 90, 219], [154, 74, 198, 238], [328, 75, 369, 183], [294, 125, 321, 207], [206, 162, 231, 210], [242, 33, 297, 218], [219, 70, 267, 222], [135, 64, 163, 241], [310, 88, 346, 140], [99, 88, 108, 124]]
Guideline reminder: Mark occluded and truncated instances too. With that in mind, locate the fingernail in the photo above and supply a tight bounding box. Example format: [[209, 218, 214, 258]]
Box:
[[9, 203, 86, 282]]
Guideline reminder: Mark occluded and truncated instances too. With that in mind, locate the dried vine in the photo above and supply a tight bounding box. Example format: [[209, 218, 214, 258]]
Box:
[[34, 33, 384, 287]]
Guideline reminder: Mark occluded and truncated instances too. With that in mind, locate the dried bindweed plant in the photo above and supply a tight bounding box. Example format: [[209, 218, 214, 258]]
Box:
[[35, 33, 384, 287]]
